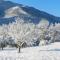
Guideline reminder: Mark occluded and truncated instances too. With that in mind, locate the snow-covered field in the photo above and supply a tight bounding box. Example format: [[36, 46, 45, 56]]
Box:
[[0, 42, 60, 60]]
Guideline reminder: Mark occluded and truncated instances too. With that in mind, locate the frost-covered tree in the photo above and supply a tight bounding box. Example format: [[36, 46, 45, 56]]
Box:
[[36, 19, 50, 46], [0, 25, 8, 50], [49, 23, 60, 43], [0, 17, 60, 51]]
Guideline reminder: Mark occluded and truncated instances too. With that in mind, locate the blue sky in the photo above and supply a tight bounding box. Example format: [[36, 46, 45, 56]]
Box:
[[6, 0, 60, 17]]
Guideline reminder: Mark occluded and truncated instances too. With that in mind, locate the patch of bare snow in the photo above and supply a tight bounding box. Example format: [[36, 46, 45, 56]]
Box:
[[0, 42, 60, 60]]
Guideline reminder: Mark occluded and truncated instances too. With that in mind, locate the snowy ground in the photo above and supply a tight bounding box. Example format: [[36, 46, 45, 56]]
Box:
[[0, 42, 60, 60]]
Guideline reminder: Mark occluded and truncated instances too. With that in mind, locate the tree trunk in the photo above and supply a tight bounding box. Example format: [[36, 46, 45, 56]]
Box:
[[1, 43, 4, 50], [2, 47, 3, 50], [18, 47, 20, 53]]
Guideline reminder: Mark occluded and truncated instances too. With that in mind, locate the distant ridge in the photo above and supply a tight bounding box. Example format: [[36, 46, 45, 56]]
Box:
[[0, 0, 60, 25]]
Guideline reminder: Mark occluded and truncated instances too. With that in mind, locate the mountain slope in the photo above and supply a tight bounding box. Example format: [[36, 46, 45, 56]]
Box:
[[0, 0, 60, 25]]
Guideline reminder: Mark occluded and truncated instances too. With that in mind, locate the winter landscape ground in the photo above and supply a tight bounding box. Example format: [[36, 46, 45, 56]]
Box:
[[0, 42, 60, 60]]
